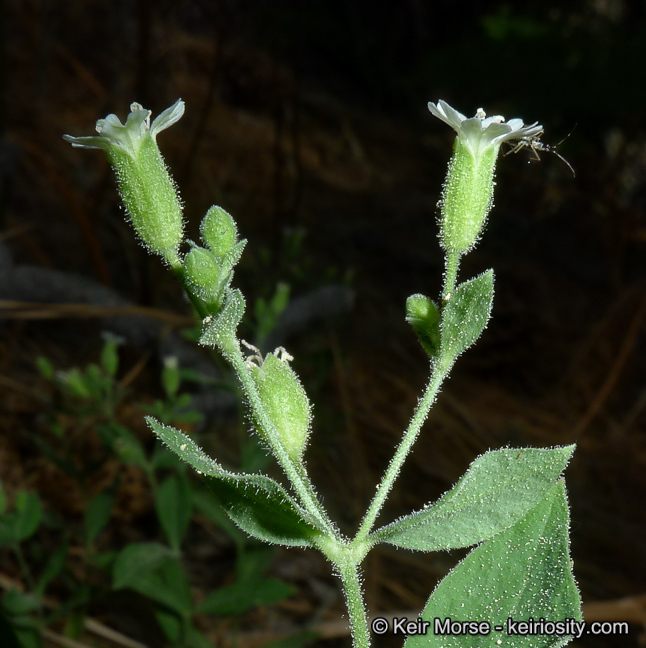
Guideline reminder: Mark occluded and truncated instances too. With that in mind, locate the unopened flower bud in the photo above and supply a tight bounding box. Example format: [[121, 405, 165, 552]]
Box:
[[250, 350, 311, 463], [201, 206, 238, 259], [184, 245, 221, 304], [405, 294, 440, 358]]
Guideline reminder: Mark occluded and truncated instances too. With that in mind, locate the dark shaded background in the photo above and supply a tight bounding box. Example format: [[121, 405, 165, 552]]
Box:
[[1, 1, 646, 647]]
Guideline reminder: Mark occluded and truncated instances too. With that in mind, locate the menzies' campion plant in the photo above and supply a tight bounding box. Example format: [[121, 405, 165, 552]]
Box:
[[65, 98, 581, 648]]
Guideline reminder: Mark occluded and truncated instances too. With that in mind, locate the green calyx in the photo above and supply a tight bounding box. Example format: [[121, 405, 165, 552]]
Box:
[[109, 135, 184, 266], [201, 206, 238, 259], [440, 138, 497, 256], [183, 245, 221, 305], [250, 352, 312, 463], [406, 294, 441, 359]]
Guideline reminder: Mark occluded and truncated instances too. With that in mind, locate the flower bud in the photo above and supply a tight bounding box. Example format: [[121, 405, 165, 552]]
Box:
[[250, 351, 311, 462], [405, 293, 440, 358], [184, 245, 221, 304], [64, 100, 186, 266], [201, 206, 238, 259]]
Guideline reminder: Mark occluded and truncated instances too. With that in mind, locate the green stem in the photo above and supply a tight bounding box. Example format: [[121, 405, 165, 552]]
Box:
[[222, 336, 337, 537], [355, 363, 448, 543], [443, 250, 461, 300], [337, 561, 371, 648]]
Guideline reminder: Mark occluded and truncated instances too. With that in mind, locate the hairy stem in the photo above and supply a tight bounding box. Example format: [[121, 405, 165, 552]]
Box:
[[443, 250, 461, 300], [222, 336, 337, 536], [338, 560, 371, 648], [355, 362, 448, 543]]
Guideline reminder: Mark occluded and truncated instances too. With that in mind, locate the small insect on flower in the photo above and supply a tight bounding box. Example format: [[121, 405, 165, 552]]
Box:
[[504, 128, 575, 177]]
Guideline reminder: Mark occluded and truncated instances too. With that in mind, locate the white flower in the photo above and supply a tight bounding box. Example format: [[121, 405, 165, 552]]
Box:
[[63, 100, 186, 264], [428, 100, 543, 158], [63, 99, 185, 157]]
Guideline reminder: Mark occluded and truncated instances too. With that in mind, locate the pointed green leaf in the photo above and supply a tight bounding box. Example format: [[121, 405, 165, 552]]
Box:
[[405, 481, 582, 648], [199, 288, 245, 346], [373, 446, 574, 551], [85, 491, 115, 546], [184, 625, 218, 648], [112, 543, 192, 615], [13, 491, 42, 543], [191, 485, 244, 545], [35, 541, 68, 597], [195, 576, 293, 616], [155, 608, 182, 643], [219, 240, 246, 278], [147, 418, 324, 546], [155, 474, 192, 551], [441, 270, 494, 362]]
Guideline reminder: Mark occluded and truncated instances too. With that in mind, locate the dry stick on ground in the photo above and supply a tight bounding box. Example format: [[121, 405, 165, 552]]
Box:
[[0, 573, 148, 648]]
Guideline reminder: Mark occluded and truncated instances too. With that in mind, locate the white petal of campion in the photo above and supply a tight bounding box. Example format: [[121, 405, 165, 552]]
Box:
[[62, 134, 109, 150], [151, 99, 185, 136]]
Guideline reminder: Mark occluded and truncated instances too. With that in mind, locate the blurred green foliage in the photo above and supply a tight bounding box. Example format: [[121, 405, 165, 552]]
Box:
[[0, 336, 300, 648]]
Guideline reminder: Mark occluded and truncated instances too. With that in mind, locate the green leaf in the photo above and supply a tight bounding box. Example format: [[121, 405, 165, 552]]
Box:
[[107, 425, 149, 469], [256, 282, 290, 344], [85, 491, 114, 546], [191, 486, 244, 546], [236, 546, 274, 580], [199, 289, 245, 345], [219, 240, 247, 278], [150, 444, 183, 470], [35, 541, 68, 597], [155, 608, 182, 643], [13, 492, 42, 543], [13, 623, 41, 648], [0, 483, 6, 515], [35, 357, 54, 381], [100, 332, 123, 377], [441, 270, 494, 362], [405, 481, 582, 648], [195, 576, 293, 616], [2, 590, 41, 616], [161, 357, 181, 399], [112, 543, 192, 615], [155, 474, 192, 551], [373, 445, 574, 551], [91, 550, 117, 571], [240, 435, 272, 473], [184, 625, 217, 648], [147, 418, 324, 547]]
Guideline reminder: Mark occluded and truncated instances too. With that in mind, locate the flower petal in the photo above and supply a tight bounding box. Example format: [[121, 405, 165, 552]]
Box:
[[428, 99, 544, 154], [62, 134, 111, 150], [151, 99, 185, 138]]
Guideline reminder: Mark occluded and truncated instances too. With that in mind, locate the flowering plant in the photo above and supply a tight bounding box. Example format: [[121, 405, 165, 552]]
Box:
[[65, 99, 581, 648]]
